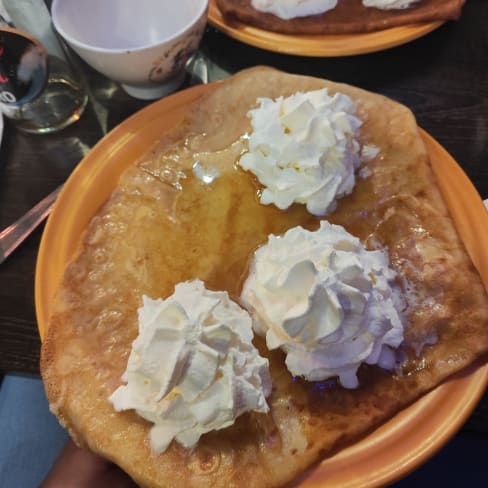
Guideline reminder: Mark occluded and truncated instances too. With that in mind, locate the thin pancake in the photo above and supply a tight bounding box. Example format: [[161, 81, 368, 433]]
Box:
[[41, 67, 488, 488], [216, 0, 466, 34]]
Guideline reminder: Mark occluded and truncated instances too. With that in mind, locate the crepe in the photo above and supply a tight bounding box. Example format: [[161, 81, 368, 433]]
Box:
[[216, 0, 466, 35], [41, 67, 488, 488]]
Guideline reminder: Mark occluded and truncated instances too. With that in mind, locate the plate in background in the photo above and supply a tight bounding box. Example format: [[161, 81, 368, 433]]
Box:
[[208, 0, 444, 57]]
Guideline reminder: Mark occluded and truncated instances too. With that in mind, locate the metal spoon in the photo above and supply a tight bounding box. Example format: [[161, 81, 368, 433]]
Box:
[[0, 184, 62, 264]]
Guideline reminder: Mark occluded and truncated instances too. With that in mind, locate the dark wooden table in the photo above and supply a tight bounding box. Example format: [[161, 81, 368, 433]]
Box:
[[0, 0, 487, 429]]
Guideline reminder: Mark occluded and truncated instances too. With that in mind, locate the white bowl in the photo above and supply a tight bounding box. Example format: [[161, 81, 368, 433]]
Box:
[[51, 0, 208, 99]]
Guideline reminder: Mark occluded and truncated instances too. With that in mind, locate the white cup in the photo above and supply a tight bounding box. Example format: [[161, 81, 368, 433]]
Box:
[[51, 0, 208, 100]]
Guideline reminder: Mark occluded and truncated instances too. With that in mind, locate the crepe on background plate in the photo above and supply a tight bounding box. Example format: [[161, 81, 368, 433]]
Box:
[[216, 0, 466, 35], [41, 67, 488, 488]]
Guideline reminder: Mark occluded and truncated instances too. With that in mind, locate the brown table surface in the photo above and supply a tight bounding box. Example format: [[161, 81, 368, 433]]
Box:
[[0, 0, 487, 434]]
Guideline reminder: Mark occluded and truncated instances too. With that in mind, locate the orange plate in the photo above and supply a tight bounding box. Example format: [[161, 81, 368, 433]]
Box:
[[208, 0, 444, 57], [35, 83, 488, 487]]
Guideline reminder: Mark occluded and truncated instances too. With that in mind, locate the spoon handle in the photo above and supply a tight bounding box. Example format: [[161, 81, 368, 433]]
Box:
[[0, 184, 62, 264]]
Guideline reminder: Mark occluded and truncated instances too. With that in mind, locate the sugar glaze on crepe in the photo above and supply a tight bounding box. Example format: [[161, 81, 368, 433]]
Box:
[[216, 0, 466, 35], [41, 67, 488, 488]]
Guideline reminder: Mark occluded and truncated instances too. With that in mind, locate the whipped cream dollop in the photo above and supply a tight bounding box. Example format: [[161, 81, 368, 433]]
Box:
[[239, 88, 366, 216], [251, 0, 338, 19], [241, 221, 405, 388], [362, 0, 419, 9], [110, 280, 271, 453]]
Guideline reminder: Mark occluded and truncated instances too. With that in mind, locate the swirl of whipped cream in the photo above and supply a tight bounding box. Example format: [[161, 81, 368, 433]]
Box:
[[110, 280, 271, 453], [240, 222, 405, 388], [239, 88, 364, 216], [362, 0, 419, 9], [251, 0, 338, 19]]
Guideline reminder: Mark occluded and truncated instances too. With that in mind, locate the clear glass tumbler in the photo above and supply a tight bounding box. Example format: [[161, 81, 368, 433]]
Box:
[[0, 0, 87, 134]]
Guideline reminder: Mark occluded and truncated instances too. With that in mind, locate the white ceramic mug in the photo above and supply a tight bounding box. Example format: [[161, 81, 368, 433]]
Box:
[[51, 0, 208, 100]]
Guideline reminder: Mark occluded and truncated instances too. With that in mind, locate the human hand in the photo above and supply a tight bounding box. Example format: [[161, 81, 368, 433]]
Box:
[[40, 439, 138, 488]]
